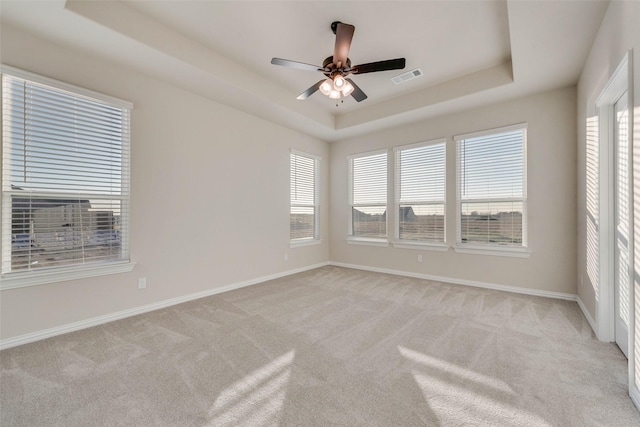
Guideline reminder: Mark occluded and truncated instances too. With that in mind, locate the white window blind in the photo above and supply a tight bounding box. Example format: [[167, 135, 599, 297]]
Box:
[[456, 125, 526, 247], [349, 151, 387, 238], [1, 67, 131, 277], [395, 140, 446, 242], [290, 151, 319, 241]]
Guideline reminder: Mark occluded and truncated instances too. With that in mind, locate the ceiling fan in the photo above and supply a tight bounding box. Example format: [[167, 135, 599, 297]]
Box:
[[271, 21, 406, 103]]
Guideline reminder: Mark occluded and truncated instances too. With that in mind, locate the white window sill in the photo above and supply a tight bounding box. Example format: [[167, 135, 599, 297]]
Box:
[[453, 245, 531, 258], [290, 238, 321, 248], [346, 237, 389, 247], [0, 261, 136, 290], [393, 241, 449, 252]]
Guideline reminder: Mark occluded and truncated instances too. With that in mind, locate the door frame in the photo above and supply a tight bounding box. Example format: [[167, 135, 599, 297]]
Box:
[[595, 49, 635, 399]]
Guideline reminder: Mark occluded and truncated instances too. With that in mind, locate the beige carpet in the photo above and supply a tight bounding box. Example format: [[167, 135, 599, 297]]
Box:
[[1, 266, 638, 426]]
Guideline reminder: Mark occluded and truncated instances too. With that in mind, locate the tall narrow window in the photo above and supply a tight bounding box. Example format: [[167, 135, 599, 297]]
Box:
[[290, 151, 319, 242], [1, 66, 132, 285], [395, 140, 446, 243], [456, 125, 527, 249], [348, 150, 387, 239]]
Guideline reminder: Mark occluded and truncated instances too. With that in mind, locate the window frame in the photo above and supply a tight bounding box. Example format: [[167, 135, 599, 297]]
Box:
[[347, 149, 389, 246], [289, 149, 320, 247], [0, 65, 135, 289], [393, 138, 448, 251], [454, 123, 530, 257]]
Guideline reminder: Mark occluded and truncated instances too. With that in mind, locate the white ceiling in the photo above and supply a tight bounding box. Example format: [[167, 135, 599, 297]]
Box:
[[0, 1, 609, 142]]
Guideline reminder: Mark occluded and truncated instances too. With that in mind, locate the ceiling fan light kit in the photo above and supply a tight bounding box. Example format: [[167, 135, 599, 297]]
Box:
[[271, 21, 406, 104]]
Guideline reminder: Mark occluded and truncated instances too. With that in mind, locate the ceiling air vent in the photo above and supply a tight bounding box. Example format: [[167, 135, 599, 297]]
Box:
[[391, 68, 423, 85]]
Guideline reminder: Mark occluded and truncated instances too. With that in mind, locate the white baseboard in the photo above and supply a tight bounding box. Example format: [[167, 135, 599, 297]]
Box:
[[329, 261, 578, 301], [0, 262, 329, 351], [631, 385, 640, 412], [576, 295, 597, 334]]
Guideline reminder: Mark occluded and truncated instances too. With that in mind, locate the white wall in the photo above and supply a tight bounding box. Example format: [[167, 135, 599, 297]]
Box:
[[0, 25, 329, 341], [330, 87, 577, 295], [576, 0, 640, 405]]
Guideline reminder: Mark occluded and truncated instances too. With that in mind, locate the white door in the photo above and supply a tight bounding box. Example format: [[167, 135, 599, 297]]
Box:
[[614, 91, 630, 358]]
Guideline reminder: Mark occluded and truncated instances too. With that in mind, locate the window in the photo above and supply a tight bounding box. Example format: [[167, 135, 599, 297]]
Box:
[[394, 140, 446, 243], [455, 124, 527, 251], [290, 151, 319, 242], [1, 66, 132, 287], [348, 150, 387, 239]]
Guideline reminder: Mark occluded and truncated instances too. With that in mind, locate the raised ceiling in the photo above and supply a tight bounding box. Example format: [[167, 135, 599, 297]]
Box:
[[123, 0, 513, 112], [0, 1, 609, 141]]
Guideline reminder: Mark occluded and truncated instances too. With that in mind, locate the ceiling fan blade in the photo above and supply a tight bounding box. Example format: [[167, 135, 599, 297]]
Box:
[[271, 58, 326, 72], [333, 23, 355, 68], [297, 80, 325, 100], [346, 78, 367, 102], [351, 58, 406, 75]]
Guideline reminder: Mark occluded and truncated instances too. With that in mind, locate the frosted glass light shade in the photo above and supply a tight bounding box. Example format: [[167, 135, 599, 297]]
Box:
[[319, 80, 332, 96], [342, 82, 354, 97]]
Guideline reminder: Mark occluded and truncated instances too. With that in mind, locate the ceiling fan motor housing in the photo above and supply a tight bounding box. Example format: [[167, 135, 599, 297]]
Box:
[[323, 56, 351, 73]]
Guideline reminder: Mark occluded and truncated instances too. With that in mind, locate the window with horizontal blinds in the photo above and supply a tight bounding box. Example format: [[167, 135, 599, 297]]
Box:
[[1, 68, 131, 276], [349, 151, 387, 238], [290, 151, 319, 241], [395, 140, 445, 242], [456, 125, 526, 247]]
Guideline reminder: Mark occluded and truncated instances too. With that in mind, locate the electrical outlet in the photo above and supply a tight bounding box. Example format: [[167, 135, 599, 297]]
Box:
[[417, 254, 423, 263], [138, 277, 147, 289], [284, 253, 288, 261]]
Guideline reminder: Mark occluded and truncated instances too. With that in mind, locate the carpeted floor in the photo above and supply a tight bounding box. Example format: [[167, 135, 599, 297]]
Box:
[[1, 266, 639, 426]]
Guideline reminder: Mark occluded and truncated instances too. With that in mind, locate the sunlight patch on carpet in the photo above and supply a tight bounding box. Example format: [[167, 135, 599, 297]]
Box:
[[207, 350, 295, 426], [398, 345, 551, 426]]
